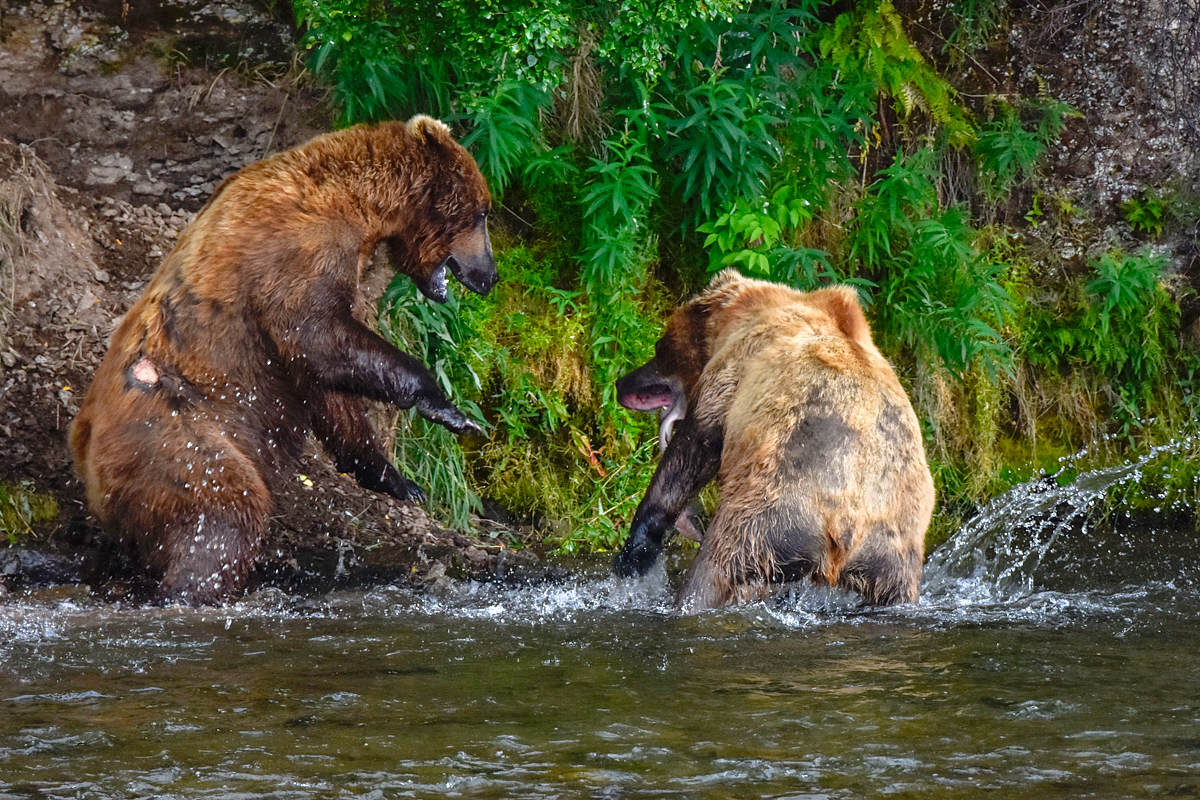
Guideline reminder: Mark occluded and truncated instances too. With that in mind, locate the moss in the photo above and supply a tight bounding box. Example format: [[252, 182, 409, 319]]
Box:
[[0, 481, 58, 544]]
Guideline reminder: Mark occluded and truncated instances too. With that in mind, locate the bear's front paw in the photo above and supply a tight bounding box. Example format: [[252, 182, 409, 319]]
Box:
[[614, 539, 660, 578], [419, 404, 484, 438], [448, 416, 485, 438], [380, 471, 427, 505]]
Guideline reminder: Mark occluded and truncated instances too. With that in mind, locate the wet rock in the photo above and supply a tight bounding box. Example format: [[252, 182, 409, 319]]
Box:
[[0, 548, 82, 590]]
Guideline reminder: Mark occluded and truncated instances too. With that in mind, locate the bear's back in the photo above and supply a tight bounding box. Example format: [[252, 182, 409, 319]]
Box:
[[717, 301, 929, 519]]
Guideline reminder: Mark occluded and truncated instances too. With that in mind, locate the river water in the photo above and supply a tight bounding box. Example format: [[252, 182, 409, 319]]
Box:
[[3, 452, 1199, 799]]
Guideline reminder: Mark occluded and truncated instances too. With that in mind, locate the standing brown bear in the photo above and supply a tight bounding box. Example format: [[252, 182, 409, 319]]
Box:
[[614, 269, 934, 611], [70, 115, 496, 604]]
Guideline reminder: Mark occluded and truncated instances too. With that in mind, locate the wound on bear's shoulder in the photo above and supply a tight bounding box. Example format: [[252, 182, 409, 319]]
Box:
[[130, 357, 160, 386]]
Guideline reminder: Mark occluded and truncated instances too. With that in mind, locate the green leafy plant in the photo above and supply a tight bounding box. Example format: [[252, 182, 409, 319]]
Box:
[[944, 0, 1007, 52], [1015, 247, 1190, 445], [580, 126, 659, 289], [848, 148, 1014, 378], [698, 184, 849, 290], [819, 0, 974, 146], [461, 82, 551, 196], [1082, 250, 1177, 418], [656, 77, 783, 225], [1121, 189, 1170, 238], [973, 95, 1078, 202], [293, 1, 410, 125], [377, 276, 486, 528]]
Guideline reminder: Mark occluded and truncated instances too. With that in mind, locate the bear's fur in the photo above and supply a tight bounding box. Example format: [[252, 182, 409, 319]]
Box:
[[69, 116, 496, 604], [614, 269, 934, 611]]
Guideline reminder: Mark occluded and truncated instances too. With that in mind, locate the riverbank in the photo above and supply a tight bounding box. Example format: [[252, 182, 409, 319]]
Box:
[[3, 0, 1199, 600]]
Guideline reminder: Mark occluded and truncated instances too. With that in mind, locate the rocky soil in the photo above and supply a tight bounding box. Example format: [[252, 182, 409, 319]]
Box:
[[0, 0, 544, 600]]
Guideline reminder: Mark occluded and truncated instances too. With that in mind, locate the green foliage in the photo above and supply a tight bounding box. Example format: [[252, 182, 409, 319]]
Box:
[[461, 245, 666, 548], [595, 0, 746, 83], [1015, 248, 1192, 443], [375, 230, 667, 547], [944, 0, 1007, 52], [1082, 251, 1177, 418], [460, 82, 550, 196], [973, 95, 1078, 201], [657, 77, 783, 225], [1121, 189, 1170, 238], [448, 0, 576, 91], [293, 0, 410, 125], [698, 185, 842, 288], [974, 104, 1043, 198], [294, 0, 1200, 546], [377, 276, 487, 528], [0, 481, 58, 543], [848, 148, 1014, 378], [819, 0, 974, 146], [580, 126, 658, 289]]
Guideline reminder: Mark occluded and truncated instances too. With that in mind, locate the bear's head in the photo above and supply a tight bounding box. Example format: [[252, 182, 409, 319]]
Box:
[[617, 269, 872, 451], [384, 115, 497, 303], [616, 301, 709, 452]]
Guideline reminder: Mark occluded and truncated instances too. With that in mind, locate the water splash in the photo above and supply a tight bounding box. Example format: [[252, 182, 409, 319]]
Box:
[[923, 436, 1198, 606], [3, 436, 1196, 638]]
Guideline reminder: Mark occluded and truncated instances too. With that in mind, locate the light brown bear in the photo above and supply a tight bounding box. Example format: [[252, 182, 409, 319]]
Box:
[[614, 269, 934, 611], [69, 116, 495, 604]]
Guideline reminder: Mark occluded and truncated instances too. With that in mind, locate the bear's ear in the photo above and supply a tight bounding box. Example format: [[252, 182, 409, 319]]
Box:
[[707, 267, 745, 290], [698, 267, 751, 310], [406, 114, 452, 148], [811, 285, 873, 347]]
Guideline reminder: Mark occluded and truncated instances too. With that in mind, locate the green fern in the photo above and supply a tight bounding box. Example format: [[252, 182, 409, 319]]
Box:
[[295, 4, 409, 125], [698, 183, 844, 288], [849, 148, 1014, 378], [973, 96, 1078, 201], [656, 76, 782, 225], [819, 0, 974, 146], [1121, 189, 1170, 238], [1084, 251, 1176, 421]]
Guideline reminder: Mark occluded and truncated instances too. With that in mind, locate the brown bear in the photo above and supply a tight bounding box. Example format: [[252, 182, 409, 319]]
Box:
[[614, 269, 934, 611], [69, 115, 496, 604]]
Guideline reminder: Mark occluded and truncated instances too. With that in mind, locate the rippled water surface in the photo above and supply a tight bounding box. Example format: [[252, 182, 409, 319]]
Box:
[[3, 464, 1200, 798]]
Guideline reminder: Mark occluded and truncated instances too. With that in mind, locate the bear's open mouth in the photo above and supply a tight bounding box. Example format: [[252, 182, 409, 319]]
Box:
[[619, 384, 674, 411], [445, 252, 498, 297], [418, 261, 450, 303]]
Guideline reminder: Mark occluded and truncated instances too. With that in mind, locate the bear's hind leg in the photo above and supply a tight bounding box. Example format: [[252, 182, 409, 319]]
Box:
[[99, 422, 273, 605], [154, 505, 266, 605], [674, 506, 779, 612], [838, 524, 923, 606]]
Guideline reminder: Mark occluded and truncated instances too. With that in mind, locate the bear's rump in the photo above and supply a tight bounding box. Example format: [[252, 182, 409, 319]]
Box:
[[713, 370, 924, 596], [84, 392, 269, 517]]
